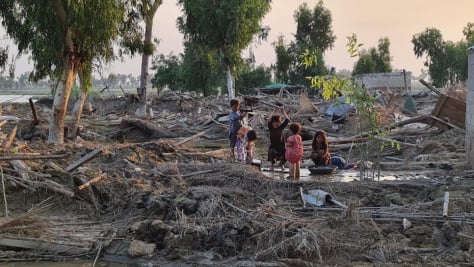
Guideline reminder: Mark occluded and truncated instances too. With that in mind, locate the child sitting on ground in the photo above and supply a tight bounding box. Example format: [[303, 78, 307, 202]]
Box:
[[311, 130, 330, 166]]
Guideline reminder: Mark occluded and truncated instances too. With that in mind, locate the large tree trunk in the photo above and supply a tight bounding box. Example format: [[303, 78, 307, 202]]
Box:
[[48, 27, 76, 145], [136, 3, 159, 117], [226, 64, 235, 99], [466, 46, 474, 169]]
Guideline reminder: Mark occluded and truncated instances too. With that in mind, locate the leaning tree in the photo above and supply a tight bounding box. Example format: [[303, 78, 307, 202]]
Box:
[[0, 0, 126, 145]]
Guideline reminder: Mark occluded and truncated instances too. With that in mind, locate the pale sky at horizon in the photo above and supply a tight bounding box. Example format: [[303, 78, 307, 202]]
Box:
[[7, 0, 474, 77]]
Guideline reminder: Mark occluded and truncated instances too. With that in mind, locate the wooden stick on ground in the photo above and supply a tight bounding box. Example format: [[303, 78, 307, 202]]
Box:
[[4, 125, 17, 149], [175, 130, 208, 146], [65, 147, 103, 172], [443, 191, 449, 218], [78, 175, 104, 191], [29, 98, 40, 125], [0, 167, 8, 217]]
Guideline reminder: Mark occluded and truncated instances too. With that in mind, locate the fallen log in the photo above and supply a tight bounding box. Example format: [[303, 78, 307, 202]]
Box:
[[120, 118, 176, 139]]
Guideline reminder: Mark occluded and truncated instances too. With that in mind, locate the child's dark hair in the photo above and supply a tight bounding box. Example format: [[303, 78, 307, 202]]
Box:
[[270, 115, 281, 123], [230, 99, 240, 107], [289, 122, 301, 134], [312, 130, 328, 147], [247, 130, 257, 141]]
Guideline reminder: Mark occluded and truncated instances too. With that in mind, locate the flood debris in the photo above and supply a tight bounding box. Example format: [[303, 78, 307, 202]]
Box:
[[0, 87, 471, 266]]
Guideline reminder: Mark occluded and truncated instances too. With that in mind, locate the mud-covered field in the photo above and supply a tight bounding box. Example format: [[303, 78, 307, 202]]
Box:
[[0, 92, 472, 266]]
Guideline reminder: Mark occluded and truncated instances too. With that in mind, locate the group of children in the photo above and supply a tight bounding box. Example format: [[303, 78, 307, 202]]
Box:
[[228, 98, 332, 181]]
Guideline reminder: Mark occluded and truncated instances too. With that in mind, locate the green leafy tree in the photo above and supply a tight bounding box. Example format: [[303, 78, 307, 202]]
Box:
[[126, 0, 163, 116], [0, 0, 125, 144], [177, 0, 271, 98], [236, 57, 272, 94], [274, 1, 335, 86], [151, 53, 184, 92], [411, 27, 469, 87], [352, 37, 392, 75], [273, 35, 292, 83], [180, 42, 223, 96]]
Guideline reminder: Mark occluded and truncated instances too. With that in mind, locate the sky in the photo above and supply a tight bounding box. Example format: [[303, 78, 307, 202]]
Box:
[[6, 0, 474, 77]]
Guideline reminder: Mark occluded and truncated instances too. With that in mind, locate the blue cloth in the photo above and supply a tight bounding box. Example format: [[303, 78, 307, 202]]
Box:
[[331, 156, 347, 170]]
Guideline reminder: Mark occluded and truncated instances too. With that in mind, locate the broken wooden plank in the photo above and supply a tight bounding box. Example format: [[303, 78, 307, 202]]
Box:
[[431, 94, 465, 129], [65, 147, 103, 173], [419, 79, 442, 96], [0, 236, 91, 255], [0, 153, 69, 161], [175, 130, 209, 146]]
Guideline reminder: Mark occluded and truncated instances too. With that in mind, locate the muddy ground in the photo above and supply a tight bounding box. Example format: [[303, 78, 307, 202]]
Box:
[[0, 90, 472, 266]]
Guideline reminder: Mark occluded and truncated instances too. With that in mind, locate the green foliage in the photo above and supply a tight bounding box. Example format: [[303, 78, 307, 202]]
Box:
[[180, 42, 223, 96], [352, 37, 392, 75], [273, 1, 335, 86], [236, 64, 272, 94], [0, 0, 126, 81], [151, 42, 225, 96], [412, 25, 470, 87], [151, 53, 184, 91], [306, 35, 400, 180], [177, 0, 271, 72]]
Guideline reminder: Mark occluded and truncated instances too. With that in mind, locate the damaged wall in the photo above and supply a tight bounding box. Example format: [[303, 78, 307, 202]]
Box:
[[354, 71, 412, 91]]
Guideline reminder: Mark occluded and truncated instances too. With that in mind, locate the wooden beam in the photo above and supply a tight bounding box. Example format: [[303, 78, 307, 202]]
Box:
[[65, 147, 103, 173], [0, 237, 91, 255]]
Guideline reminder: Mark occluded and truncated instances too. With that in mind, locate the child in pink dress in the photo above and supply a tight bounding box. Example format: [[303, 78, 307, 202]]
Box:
[[285, 122, 304, 180]]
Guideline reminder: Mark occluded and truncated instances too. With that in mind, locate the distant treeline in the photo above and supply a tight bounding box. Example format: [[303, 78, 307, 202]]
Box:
[[0, 72, 141, 91]]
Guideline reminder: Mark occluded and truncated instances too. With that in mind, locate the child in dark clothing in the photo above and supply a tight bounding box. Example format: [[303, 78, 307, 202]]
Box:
[[229, 99, 247, 159], [267, 107, 290, 171]]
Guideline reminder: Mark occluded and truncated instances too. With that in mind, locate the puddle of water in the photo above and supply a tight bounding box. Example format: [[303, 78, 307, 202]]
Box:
[[261, 167, 429, 182]]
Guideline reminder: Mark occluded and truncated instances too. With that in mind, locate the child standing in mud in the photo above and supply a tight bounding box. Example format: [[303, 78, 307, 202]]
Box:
[[285, 122, 304, 180], [267, 107, 290, 171], [311, 130, 331, 166], [229, 99, 247, 159], [236, 126, 258, 164]]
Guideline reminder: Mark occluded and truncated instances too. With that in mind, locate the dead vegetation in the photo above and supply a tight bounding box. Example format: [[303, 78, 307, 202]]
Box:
[[0, 87, 472, 266]]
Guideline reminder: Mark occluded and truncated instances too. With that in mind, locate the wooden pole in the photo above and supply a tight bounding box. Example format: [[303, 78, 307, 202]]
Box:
[[466, 46, 474, 169], [442, 192, 449, 218]]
